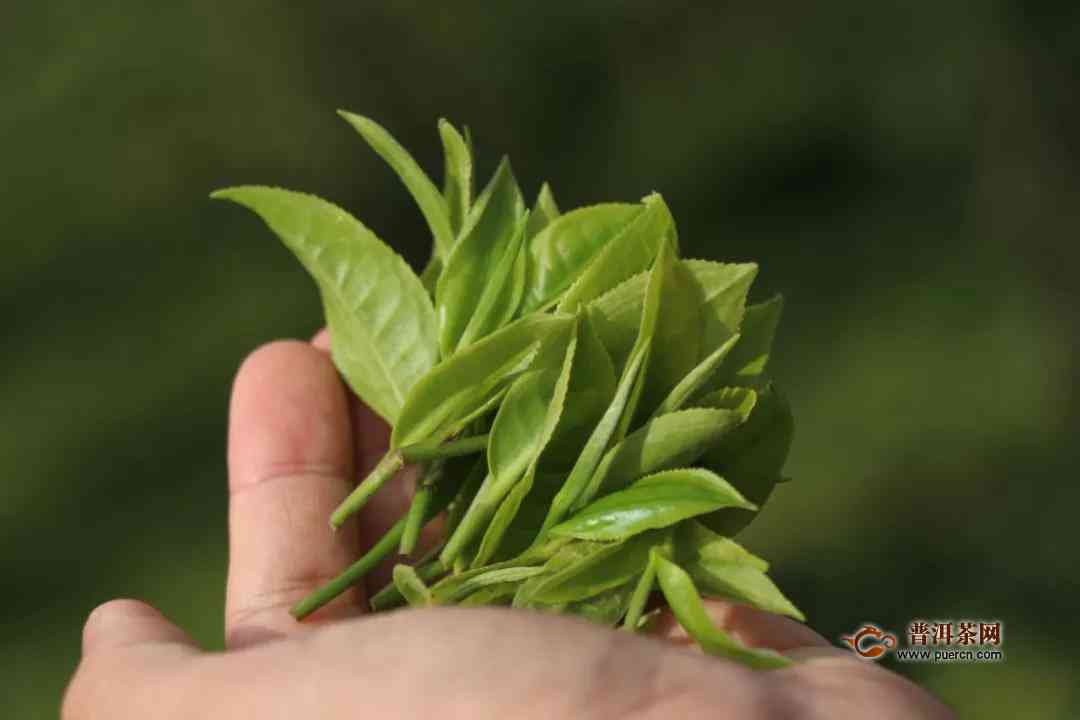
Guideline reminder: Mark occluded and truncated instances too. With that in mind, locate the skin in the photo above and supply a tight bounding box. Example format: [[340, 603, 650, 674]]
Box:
[[63, 333, 955, 719]]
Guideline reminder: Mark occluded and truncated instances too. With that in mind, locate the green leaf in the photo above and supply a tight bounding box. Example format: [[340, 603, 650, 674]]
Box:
[[338, 112, 454, 260], [543, 312, 617, 464], [473, 328, 579, 566], [557, 193, 673, 314], [436, 157, 526, 355], [458, 582, 520, 607], [438, 119, 472, 238], [525, 182, 560, 239], [420, 255, 442, 296], [456, 212, 529, 349], [674, 520, 768, 572], [537, 346, 647, 536], [550, 468, 756, 542], [654, 553, 791, 669], [635, 243, 707, 419], [523, 531, 662, 605], [489, 370, 558, 484], [589, 260, 757, 376], [695, 386, 757, 417], [698, 383, 793, 536], [579, 407, 750, 503], [392, 313, 572, 448], [687, 559, 805, 621], [651, 333, 740, 417], [538, 236, 671, 535], [480, 470, 565, 563], [211, 186, 437, 425], [613, 235, 672, 439], [565, 582, 636, 625], [521, 203, 644, 313], [393, 564, 433, 607], [716, 294, 784, 388], [436, 565, 544, 604], [621, 543, 660, 631]]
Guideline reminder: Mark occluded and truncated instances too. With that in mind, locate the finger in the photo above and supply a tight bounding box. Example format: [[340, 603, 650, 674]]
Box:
[[308, 328, 424, 594], [81, 599, 198, 656], [654, 598, 830, 653], [226, 340, 362, 648], [65, 601, 200, 720], [311, 328, 408, 539]]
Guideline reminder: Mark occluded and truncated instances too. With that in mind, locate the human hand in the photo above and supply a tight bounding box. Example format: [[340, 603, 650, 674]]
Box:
[[63, 335, 954, 719]]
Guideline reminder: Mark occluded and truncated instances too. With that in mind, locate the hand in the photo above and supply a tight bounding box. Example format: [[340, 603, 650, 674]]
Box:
[[63, 335, 954, 719]]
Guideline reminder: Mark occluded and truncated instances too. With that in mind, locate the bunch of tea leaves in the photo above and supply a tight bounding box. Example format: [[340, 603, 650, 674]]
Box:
[[212, 112, 800, 669]]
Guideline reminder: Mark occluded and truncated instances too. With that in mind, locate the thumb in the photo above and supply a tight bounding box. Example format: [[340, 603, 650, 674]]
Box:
[[81, 599, 198, 656], [65, 600, 201, 720]]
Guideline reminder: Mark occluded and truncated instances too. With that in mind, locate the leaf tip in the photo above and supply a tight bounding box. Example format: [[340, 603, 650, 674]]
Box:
[[337, 109, 376, 133], [209, 187, 241, 202]]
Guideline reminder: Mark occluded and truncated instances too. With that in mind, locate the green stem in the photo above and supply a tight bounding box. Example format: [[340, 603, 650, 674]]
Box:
[[400, 434, 488, 463], [399, 485, 432, 555], [330, 451, 404, 529], [291, 516, 407, 620], [622, 549, 659, 631]]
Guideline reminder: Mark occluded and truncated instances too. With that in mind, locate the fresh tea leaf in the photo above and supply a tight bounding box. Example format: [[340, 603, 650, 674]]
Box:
[[525, 182, 560, 239], [524, 531, 663, 605], [695, 386, 757, 417], [621, 543, 660, 631], [538, 346, 647, 536], [458, 582, 521, 607], [636, 238, 705, 418], [674, 520, 768, 571], [687, 559, 804, 621], [698, 383, 794, 535], [436, 157, 526, 355], [420, 256, 442, 296], [338, 112, 454, 260], [457, 212, 529, 348], [543, 312, 617, 464], [521, 203, 643, 313], [435, 565, 544, 604], [551, 468, 755, 542], [211, 186, 437, 425], [473, 329, 578, 566], [714, 294, 784, 388], [438, 119, 472, 238], [580, 407, 749, 503], [557, 193, 674, 313], [392, 313, 572, 448], [651, 333, 740, 417], [565, 582, 635, 625], [588, 260, 757, 375], [654, 553, 791, 669], [538, 237, 671, 534]]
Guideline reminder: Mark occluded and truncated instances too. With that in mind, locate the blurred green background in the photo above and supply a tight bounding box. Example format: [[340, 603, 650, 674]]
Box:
[[4, 2, 1078, 717]]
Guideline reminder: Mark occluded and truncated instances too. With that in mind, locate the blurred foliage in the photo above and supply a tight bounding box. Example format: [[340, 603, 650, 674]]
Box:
[[3, 1, 1078, 717]]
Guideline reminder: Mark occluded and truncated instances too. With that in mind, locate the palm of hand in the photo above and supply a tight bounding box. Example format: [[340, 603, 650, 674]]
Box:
[[63, 335, 953, 720]]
